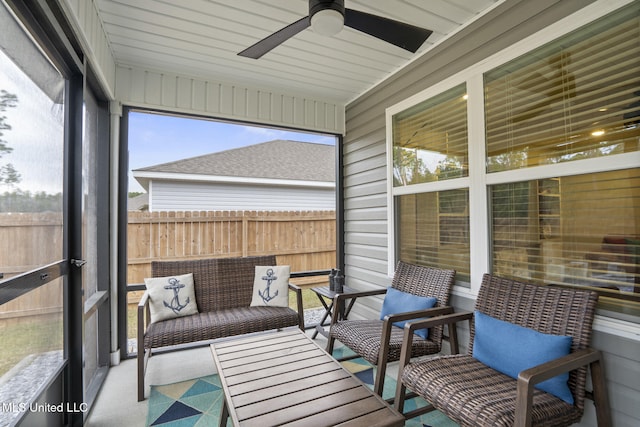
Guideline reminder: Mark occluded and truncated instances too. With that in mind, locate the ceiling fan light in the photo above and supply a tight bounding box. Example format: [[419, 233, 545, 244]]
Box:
[[311, 9, 344, 36]]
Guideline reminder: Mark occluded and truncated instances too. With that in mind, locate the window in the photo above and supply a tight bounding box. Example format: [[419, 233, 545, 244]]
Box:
[[392, 84, 468, 185], [484, 5, 639, 171], [485, 4, 639, 317], [388, 1, 638, 318], [390, 84, 470, 283], [396, 190, 470, 282], [490, 170, 639, 314]]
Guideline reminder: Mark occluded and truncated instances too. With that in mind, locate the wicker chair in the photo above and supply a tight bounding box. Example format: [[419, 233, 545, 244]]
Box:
[[325, 261, 456, 396], [395, 273, 612, 427]]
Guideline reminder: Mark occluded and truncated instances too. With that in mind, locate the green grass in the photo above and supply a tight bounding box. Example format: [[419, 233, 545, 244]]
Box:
[[290, 287, 325, 310], [0, 314, 63, 377]]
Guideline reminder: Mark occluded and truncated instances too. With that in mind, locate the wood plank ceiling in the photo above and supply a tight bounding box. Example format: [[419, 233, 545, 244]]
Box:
[[95, 0, 500, 104]]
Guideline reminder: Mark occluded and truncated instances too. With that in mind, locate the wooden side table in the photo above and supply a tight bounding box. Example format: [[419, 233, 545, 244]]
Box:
[[310, 286, 360, 339]]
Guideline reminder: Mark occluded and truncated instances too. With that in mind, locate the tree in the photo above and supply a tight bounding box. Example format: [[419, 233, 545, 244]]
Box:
[[0, 90, 20, 187], [393, 146, 434, 186]]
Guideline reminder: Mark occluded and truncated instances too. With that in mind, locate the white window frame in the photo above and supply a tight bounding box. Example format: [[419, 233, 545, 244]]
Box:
[[386, 0, 640, 297]]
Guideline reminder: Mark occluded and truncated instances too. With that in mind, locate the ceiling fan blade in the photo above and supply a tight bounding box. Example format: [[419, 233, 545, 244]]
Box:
[[238, 17, 311, 59], [344, 8, 432, 53]]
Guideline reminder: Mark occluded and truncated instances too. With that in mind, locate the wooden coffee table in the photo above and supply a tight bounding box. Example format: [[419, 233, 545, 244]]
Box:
[[210, 329, 404, 427]]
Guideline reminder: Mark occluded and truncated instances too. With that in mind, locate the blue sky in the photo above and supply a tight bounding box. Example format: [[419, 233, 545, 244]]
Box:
[[128, 111, 337, 192]]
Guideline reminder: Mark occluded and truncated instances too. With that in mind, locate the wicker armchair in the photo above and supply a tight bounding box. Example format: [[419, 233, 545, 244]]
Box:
[[325, 261, 455, 396], [395, 273, 611, 427]]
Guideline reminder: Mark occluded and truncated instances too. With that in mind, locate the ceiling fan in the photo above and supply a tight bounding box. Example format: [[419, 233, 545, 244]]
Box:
[[238, 0, 433, 59]]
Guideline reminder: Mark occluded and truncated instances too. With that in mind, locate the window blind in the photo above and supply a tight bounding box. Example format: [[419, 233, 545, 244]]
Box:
[[397, 190, 470, 283], [392, 84, 468, 185], [484, 7, 640, 172], [490, 169, 639, 314]]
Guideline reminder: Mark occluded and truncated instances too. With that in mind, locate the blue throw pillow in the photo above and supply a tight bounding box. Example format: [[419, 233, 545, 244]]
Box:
[[472, 310, 574, 404], [379, 287, 437, 339]]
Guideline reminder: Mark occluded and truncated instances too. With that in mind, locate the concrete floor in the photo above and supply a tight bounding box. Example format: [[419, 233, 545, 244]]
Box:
[[84, 330, 383, 426]]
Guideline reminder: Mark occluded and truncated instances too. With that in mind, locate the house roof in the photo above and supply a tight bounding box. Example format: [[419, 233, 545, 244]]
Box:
[[133, 140, 335, 185], [127, 193, 149, 211]]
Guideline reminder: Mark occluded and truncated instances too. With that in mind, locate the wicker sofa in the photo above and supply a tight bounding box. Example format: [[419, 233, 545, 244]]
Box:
[[137, 255, 304, 401]]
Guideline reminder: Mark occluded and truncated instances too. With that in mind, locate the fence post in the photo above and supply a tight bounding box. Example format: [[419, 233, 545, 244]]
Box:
[[242, 213, 248, 257]]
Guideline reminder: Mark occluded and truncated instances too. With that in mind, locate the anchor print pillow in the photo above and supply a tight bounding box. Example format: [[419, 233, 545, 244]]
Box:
[[250, 266, 290, 308], [144, 273, 199, 323]]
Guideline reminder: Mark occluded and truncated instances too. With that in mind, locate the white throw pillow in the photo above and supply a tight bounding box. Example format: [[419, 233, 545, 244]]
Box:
[[250, 266, 290, 308], [144, 273, 199, 323]]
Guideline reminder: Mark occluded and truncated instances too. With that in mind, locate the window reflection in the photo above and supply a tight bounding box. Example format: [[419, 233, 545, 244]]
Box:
[[484, 7, 640, 171]]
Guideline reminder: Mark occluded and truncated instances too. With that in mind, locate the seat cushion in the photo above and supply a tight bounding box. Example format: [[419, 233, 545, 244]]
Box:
[[144, 306, 299, 348], [329, 319, 440, 365], [402, 354, 582, 427]]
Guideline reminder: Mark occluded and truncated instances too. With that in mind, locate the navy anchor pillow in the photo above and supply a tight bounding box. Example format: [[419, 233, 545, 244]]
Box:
[[144, 273, 199, 323], [250, 266, 290, 307]]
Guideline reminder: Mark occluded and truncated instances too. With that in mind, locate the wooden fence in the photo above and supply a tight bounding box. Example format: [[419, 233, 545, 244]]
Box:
[[0, 213, 63, 319], [0, 210, 336, 316], [127, 210, 336, 301]]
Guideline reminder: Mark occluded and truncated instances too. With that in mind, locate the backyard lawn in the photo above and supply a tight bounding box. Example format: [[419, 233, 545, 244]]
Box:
[[0, 313, 63, 377]]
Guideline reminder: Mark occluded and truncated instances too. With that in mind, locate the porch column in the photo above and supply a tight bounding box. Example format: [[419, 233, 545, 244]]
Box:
[[110, 100, 122, 365]]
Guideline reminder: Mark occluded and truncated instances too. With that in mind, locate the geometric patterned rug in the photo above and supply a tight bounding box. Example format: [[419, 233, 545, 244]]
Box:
[[146, 348, 459, 426], [146, 374, 226, 426], [337, 350, 459, 427]]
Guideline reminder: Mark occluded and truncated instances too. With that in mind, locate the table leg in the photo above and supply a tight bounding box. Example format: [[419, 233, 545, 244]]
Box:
[[311, 293, 333, 339], [344, 298, 357, 318], [219, 398, 229, 427]]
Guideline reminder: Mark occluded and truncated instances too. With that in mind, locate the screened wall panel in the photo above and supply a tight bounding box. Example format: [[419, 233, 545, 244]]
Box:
[[0, 2, 66, 425]]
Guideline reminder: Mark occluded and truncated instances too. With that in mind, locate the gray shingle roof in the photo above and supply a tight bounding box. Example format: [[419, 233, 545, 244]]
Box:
[[134, 140, 335, 182]]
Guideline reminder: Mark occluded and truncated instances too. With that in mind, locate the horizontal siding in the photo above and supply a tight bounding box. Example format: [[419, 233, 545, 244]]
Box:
[[115, 65, 345, 135], [591, 330, 640, 426], [342, 0, 639, 426], [149, 180, 335, 212]]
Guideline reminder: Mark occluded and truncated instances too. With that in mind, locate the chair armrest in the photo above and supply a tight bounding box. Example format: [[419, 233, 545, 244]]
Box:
[[397, 310, 473, 370], [383, 305, 456, 324], [403, 309, 473, 334], [137, 291, 151, 352], [515, 348, 606, 427], [393, 309, 473, 406], [378, 306, 457, 380], [518, 347, 601, 387], [288, 283, 305, 330], [328, 288, 388, 326]]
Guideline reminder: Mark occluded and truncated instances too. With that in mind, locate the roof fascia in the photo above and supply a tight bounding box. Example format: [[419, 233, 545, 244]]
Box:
[[132, 171, 335, 189]]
